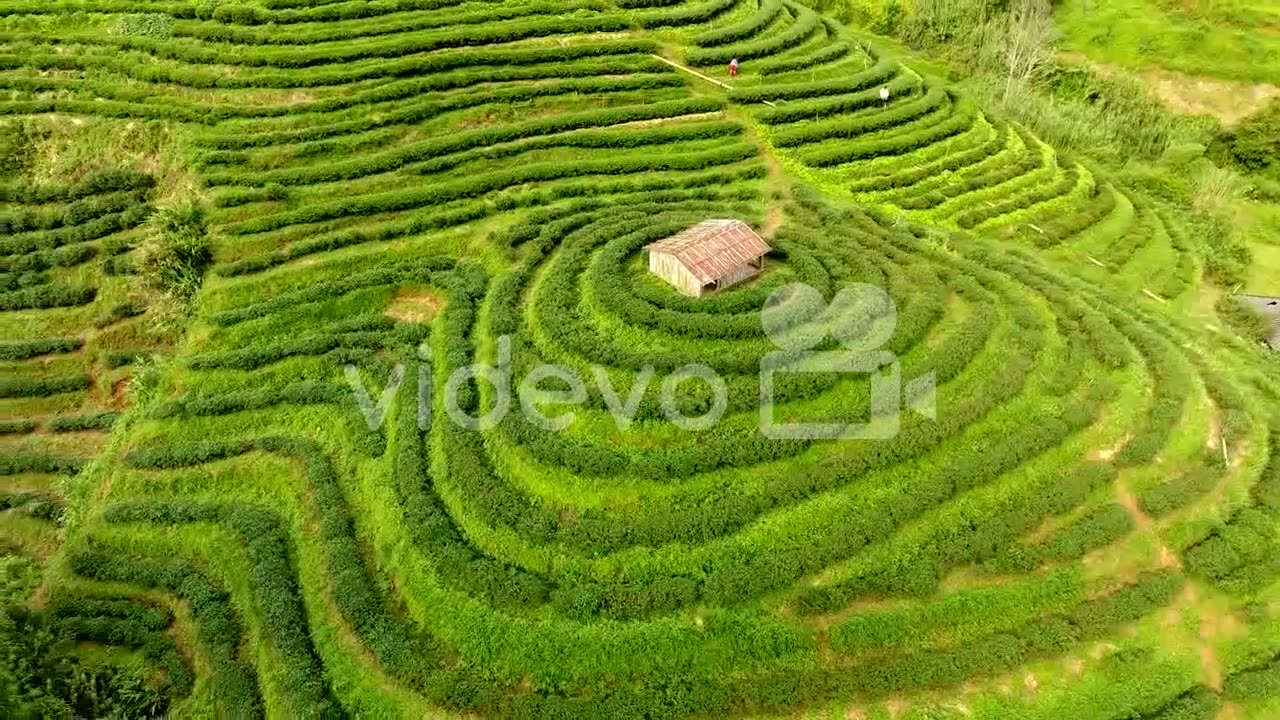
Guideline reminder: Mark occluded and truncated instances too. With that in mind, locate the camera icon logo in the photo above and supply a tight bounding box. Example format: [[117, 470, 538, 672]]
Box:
[[758, 283, 936, 440]]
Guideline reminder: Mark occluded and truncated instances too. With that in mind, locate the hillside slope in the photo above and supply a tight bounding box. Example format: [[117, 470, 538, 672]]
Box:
[[2, 1, 1279, 718]]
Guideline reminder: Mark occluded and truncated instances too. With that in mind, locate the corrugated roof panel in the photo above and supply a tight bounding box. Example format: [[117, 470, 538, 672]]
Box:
[[647, 219, 770, 284]]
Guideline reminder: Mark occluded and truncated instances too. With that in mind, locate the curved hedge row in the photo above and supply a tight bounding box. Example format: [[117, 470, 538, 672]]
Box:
[[692, 0, 782, 46], [686, 4, 820, 66]]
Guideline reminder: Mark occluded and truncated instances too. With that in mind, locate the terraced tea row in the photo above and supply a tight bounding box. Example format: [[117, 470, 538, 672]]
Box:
[[42, 185, 1271, 716], [0, 166, 175, 580], [1, 0, 1278, 717]]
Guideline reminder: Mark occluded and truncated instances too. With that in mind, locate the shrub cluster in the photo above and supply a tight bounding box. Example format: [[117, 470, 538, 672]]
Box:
[[122, 432, 438, 687], [205, 98, 726, 187], [69, 543, 263, 717], [224, 143, 752, 236], [955, 163, 1079, 229], [692, 0, 782, 46], [0, 419, 36, 434], [687, 6, 821, 66], [0, 452, 85, 475], [773, 83, 949, 147], [801, 97, 975, 166], [757, 74, 919, 125], [0, 374, 91, 399], [0, 169, 152, 205], [731, 57, 897, 103], [0, 337, 82, 360], [48, 411, 121, 432], [756, 39, 851, 75], [636, 0, 737, 27]]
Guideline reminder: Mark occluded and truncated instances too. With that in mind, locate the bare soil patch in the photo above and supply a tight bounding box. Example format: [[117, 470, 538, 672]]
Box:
[[386, 288, 445, 324]]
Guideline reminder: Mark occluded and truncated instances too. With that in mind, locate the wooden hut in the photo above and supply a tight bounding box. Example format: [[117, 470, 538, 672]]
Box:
[[646, 219, 770, 298]]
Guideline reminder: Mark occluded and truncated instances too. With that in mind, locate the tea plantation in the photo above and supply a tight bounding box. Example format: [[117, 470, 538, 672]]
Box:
[[2, 0, 1279, 718]]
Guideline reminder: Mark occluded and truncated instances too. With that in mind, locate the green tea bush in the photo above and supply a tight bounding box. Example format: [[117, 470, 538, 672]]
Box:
[[224, 144, 753, 235], [68, 544, 263, 717], [2, 191, 145, 234], [693, 0, 782, 46], [638, 0, 738, 27], [773, 83, 949, 147], [801, 98, 974, 166], [0, 374, 91, 399], [757, 39, 850, 75], [1024, 179, 1118, 248], [205, 99, 727, 186], [0, 491, 62, 520], [954, 164, 1079, 228], [757, 74, 919, 124], [2, 205, 151, 255], [13, 39, 658, 92], [899, 150, 1039, 210], [48, 411, 121, 432], [0, 169, 153, 205], [123, 433, 438, 684], [0, 284, 96, 310], [54, 15, 634, 69], [1033, 504, 1135, 563], [112, 13, 175, 38], [852, 124, 1009, 192], [0, 243, 99, 274], [687, 6, 821, 65], [151, 380, 348, 418], [0, 453, 85, 475], [198, 71, 682, 152], [0, 337, 82, 360], [0, 420, 36, 434], [731, 57, 896, 102]]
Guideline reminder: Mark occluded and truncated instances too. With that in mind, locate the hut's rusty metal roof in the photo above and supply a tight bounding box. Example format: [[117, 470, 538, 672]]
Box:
[[646, 219, 770, 284]]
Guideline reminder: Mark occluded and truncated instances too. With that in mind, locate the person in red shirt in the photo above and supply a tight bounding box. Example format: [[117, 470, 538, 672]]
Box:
[[729, 57, 739, 77]]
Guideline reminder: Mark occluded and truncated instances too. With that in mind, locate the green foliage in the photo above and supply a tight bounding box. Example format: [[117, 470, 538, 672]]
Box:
[[68, 545, 263, 717], [0, 606, 171, 719], [0, 492, 62, 521], [0, 421, 36, 435], [1216, 295, 1271, 345], [47, 412, 120, 432], [6, 1, 1278, 715], [0, 375, 91, 399], [112, 13, 174, 38], [0, 338, 82, 361], [0, 120, 45, 180], [1210, 101, 1280, 175], [0, 453, 85, 476], [134, 198, 210, 303], [694, 0, 783, 46]]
